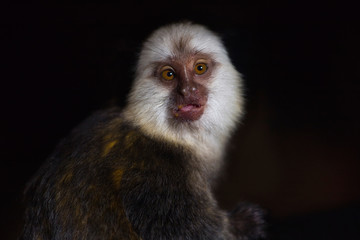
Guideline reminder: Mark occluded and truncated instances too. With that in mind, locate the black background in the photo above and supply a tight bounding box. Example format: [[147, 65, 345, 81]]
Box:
[[1, 2, 360, 239]]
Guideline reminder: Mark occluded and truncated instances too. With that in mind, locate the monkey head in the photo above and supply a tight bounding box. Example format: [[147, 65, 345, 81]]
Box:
[[124, 22, 244, 160]]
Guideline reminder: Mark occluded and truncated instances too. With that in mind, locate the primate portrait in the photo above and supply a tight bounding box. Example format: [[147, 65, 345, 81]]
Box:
[[2, 3, 360, 240], [21, 22, 266, 239]]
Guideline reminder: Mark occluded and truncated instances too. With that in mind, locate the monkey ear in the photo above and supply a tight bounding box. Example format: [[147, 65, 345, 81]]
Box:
[[228, 202, 267, 239]]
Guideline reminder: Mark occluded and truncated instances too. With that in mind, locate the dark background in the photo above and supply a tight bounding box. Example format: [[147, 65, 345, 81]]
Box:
[[1, 2, 360, 239]]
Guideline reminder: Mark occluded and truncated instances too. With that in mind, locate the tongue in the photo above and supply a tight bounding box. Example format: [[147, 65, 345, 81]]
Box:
[[180, 104, 195, 112]]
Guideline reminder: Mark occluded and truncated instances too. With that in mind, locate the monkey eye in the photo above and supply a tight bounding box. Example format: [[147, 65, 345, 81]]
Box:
[[161, 69, 175, 81], [194, 63, 207, 75]]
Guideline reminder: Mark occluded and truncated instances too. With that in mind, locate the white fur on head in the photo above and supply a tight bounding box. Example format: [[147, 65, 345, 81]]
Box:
[[124, 22, 244, 170]]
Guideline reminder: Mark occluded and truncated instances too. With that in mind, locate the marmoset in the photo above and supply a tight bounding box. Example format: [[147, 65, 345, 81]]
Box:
[[22, 22, 265, 240]]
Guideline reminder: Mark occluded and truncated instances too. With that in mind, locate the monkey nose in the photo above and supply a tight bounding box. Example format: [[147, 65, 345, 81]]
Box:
[[180, 86, 197, 97], [180, 88, 190, 97]]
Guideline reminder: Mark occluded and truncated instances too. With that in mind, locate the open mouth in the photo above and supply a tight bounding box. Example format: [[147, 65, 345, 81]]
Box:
[[178, 104, 201, 112], [173, 103, 205, 121]]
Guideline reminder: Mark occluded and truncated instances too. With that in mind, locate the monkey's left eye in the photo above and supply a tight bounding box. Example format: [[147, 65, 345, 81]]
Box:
[[194, 63, 207, 75], [161, 69, 175, 81]]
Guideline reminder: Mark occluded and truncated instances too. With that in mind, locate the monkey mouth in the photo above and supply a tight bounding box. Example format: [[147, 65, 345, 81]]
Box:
[[173, 103, 205, 121]]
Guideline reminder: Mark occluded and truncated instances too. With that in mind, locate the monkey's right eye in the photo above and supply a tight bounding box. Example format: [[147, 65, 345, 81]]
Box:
[[161, 69, 175, 81]]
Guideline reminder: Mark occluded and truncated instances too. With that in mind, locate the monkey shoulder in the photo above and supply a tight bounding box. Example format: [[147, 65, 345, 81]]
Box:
[[24, 108, 190, 237], [31, 107, 188, 193]]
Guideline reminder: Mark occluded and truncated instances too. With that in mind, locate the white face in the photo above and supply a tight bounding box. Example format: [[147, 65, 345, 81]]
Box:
[[125, 23, 244, 148]]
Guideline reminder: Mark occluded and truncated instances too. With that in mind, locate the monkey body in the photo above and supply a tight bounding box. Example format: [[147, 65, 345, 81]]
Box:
[[22, 23, 265, 239], [23, 108, 234, 239]]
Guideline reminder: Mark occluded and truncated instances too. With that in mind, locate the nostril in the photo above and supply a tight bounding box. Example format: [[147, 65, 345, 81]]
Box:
[[180, 87, 190, 97]]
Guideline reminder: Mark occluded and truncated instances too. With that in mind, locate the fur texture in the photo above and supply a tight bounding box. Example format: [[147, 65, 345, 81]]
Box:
[[21, 23, 265, 240]]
